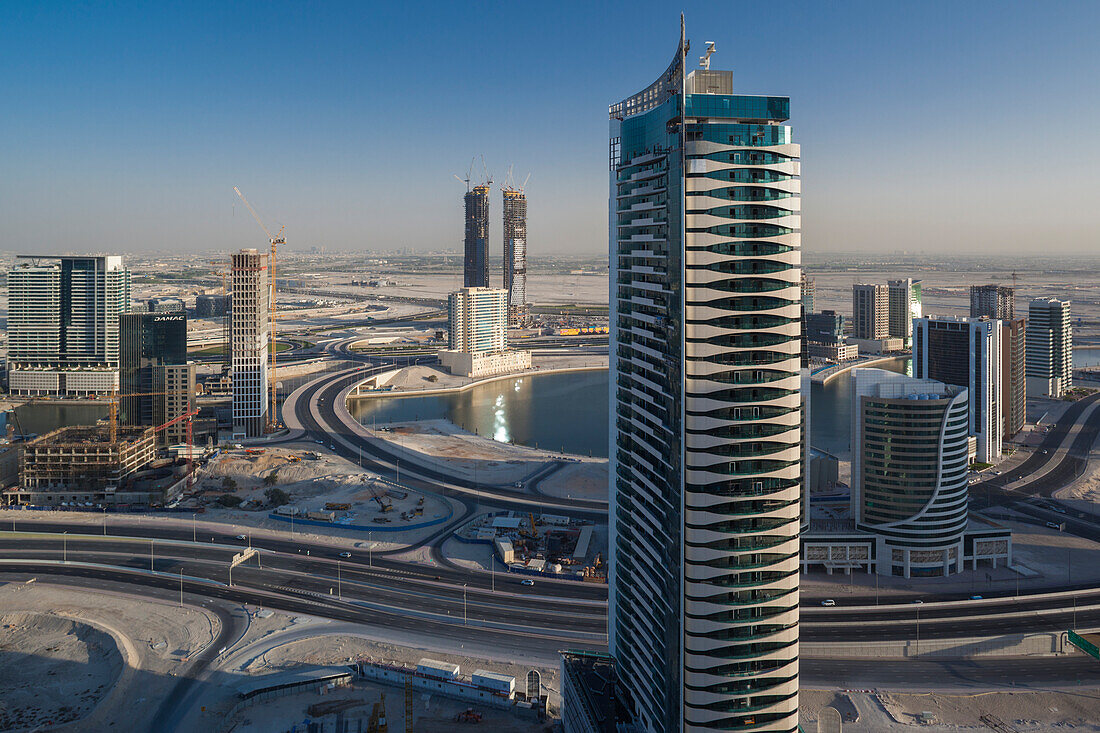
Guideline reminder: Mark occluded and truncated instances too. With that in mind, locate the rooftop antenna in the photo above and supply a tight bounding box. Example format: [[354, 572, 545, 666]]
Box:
[[699, 41, 716, 70]]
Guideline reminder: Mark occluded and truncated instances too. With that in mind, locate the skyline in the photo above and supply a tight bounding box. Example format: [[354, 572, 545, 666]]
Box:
[[3, 1, 1099, 257]]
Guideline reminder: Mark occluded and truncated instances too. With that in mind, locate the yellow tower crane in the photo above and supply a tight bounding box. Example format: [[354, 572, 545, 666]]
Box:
[[233, 186, 285, 433]]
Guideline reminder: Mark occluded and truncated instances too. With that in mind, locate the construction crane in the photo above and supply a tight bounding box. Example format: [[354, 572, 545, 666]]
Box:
[[233, 186, 285, 432]]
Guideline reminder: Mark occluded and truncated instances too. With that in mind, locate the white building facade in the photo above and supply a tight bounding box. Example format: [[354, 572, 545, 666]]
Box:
[[1026, 298, 1072, 399], [606, 31, 801, 733]]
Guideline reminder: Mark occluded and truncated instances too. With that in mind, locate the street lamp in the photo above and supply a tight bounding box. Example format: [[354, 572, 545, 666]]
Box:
[[192, 514, 197, 543], [337, 560, 342, 600], [62, 531, 68, 564], [463, 583, 468, 625]]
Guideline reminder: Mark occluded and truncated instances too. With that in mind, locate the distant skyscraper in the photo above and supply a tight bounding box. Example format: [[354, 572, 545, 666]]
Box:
[[463, 184, 490, 288], [604, 28, 801, 733], [800, 272, 815, 313], [230, 249, 270, 438], [970, 284, 1014, 320], [851, 369, 970, 577], [852, 283, 889, 340], [1002, 317, 1027, 438], [502, 187, 528, 325], [120, 312, 194, 445], [1026, 298, 1072, 399], [7, 255, 131, 396], [913, 316, 1002, 463], [887, 278, 921, 347], [195, 294, 230, 318]]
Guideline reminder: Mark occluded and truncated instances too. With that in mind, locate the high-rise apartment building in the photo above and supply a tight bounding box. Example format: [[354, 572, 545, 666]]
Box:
[[913, 316, 1002, 463], [447, 288, 507, 353], [1026, 298, 1072, 399], [230, 249, 270, 438], [887, 278, 921, 347], [119, 312, 194, 445], [463, 184, 490, 288], [851, 369, 970, 577], [502, 187, 528, 325], [970, 284, 1014, 320], [7, 255, 131, 396], [604, 31, 801, 732], [852, 283, 889, 340], [440, 287, 530, 378], [1002, 317, 1026, 438]]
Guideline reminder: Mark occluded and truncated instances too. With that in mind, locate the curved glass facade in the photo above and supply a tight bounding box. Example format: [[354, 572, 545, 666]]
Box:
[[608, 33, 800, 733], [852, 370, 971, 577]]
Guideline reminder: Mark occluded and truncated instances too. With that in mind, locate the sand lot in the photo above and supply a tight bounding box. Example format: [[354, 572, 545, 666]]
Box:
[[0, 580, 220, 733]]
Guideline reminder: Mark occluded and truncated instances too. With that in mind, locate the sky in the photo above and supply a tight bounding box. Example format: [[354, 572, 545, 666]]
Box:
[[2, 1, 1098, 257]]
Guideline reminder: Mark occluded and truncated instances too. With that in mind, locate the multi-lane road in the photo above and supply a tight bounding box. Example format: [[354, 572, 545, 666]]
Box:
[[5, 348, 1100, 696]]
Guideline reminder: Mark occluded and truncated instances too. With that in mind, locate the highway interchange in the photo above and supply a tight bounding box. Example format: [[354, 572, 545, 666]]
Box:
[[4, 337, 1100, 706]]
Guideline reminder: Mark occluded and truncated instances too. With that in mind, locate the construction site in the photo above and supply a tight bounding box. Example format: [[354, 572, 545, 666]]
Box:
[[456, 511, 605, 582]]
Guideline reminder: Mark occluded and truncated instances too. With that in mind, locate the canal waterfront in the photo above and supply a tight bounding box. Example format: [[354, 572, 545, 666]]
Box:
[[350, 359, 912, 460]]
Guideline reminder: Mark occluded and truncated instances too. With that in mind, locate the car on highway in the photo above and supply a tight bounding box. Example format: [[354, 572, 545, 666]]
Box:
[[820, 599, 835, 607], [1042, 449, 1049, 454], [970, 595, 983, 600], [911, 599, 924, 604], [339, 551, 352, 558], [315, 440, 324, 445], [235, 534, 247, 540], [520, 579, 536, 586], [329, 444, 336, 450]]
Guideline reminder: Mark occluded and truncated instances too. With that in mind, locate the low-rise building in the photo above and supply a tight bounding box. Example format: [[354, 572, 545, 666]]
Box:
[[807, 342, 859, 362], [11, 425, 157, 506]]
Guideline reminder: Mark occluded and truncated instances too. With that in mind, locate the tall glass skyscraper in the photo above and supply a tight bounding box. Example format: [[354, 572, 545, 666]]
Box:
[[607, 25, 801, 733]]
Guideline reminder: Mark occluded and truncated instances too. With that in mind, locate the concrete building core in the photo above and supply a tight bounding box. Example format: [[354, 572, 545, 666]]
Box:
[[502, 188, 528, 325], [19, 425, 156, 494], [231, 248, 270, 438], [463, 185, 490, 288]]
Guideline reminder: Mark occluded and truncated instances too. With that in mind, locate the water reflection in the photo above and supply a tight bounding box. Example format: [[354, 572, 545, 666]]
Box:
[[349, 370, 610, 458], [348, 360, 911, 460]]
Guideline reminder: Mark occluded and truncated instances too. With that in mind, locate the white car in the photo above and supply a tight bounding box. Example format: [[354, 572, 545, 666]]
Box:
[[820, 599, 836, 607], [339, 552, 352, 558], [235, 534, 247, 541], [520, 579, 535, 586]]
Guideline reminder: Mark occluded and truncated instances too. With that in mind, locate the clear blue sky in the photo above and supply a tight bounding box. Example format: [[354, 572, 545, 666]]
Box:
[[2, 1, 1098, 257]]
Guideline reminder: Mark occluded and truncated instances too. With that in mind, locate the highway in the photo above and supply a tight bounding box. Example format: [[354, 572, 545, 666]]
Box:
[[5, 528, 1100, 644]]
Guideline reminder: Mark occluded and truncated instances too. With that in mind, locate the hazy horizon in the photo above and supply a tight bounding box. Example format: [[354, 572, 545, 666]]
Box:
[[3, 1, 1098, 256]]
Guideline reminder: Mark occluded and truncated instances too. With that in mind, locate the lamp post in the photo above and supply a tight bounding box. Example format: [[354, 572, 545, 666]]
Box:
[[463, 583, 468, 625], [62, 531, 67, 564], [192, 514, 197, 543], [179, 569, 184, 608], [150, 540, 154, 572], [337, 560, 342, 600]]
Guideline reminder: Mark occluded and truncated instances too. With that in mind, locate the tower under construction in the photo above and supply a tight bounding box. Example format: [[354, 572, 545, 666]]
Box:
[[502, 186, 528, 325], [230, 248, 270, 439], [463, 184, 490, 288]]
